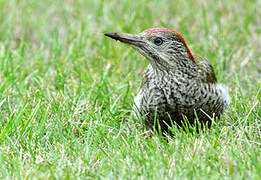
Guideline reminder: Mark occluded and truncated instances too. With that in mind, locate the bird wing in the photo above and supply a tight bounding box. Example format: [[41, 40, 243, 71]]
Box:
[[194, 55, 217, 84]]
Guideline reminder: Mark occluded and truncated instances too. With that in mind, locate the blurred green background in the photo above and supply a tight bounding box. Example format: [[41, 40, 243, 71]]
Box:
[[0, 0, 260, 179]]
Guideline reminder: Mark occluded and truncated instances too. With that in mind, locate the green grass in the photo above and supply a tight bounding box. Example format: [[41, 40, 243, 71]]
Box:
[[0, 0, 260, 179]]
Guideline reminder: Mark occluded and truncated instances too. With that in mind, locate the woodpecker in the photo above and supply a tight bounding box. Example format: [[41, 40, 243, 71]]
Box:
[[105, 27, 230, 134]]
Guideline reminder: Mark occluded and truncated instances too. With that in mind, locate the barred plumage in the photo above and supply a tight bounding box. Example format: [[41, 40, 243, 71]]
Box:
[[105, 28, 230, 134]]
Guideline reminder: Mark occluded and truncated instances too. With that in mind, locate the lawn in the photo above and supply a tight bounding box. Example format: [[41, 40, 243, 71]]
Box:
[[0, 0, 260, 179]]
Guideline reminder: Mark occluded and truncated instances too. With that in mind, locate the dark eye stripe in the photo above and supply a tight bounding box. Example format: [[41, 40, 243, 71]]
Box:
[[154, 37, 163, 46]]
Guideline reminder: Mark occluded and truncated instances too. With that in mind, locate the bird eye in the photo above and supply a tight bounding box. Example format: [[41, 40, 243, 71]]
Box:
[[154, 37, 163, 46]]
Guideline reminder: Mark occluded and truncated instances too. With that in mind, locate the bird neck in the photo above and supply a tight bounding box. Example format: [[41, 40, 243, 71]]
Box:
[[175, 59, 198, 76], [150, 58, 198, 79]]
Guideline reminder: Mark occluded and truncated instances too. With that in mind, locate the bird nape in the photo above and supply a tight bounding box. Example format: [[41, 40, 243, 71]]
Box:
[[105, 27, 230, 135]]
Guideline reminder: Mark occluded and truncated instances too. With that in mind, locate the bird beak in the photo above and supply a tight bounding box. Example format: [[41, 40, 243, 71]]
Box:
[[104, 32, 144, 46]]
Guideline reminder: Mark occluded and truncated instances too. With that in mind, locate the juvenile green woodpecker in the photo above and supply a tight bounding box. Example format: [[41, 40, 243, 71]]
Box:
[[105, 28, 230, 134]]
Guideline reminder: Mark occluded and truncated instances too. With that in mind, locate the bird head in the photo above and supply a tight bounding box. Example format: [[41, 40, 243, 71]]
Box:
[[105, 28, 195, 71]]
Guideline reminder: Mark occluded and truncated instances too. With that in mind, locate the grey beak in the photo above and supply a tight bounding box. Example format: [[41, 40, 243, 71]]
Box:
[[104, 32, 124, 41], [104, 32, 144, 46]]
